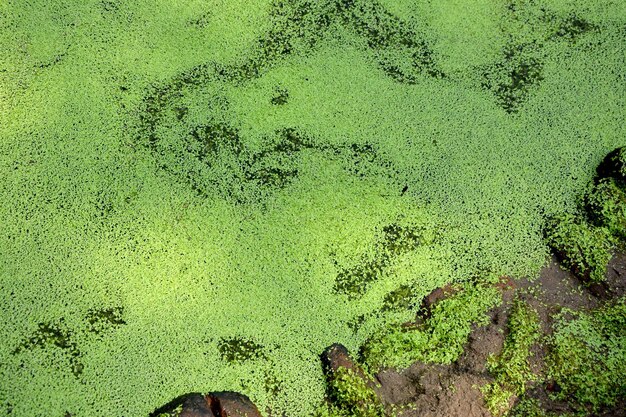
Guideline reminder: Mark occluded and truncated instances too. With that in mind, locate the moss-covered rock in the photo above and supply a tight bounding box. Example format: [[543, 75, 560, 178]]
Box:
[[318, 344, 385, 417], [546, 298, 626, 412], [596, 147, 626, 183], [586, 177, 626, 244], [480, 299, 541, 417], [544, 214, 614, 283]]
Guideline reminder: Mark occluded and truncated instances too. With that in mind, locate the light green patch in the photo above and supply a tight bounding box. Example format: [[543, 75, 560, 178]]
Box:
[[1, 0, 625, 416], [544, 213, 614, 283], [362, 281, 502, 369], [481, 299, 541, 416], [546, 298, 626, 412], [586, 177, 626, 244]]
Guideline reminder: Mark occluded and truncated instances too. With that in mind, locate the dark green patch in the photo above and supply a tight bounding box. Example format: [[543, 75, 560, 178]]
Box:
[[381, 224, 421, 255], [99, 0, 119, 13], [553, 14, 597, 42], [187, 11, 211, 28], [36, 52, 67, 70], [335, 260, 386, 299], [12, 321, 84, 377], [482, 44, 544, 113], [264, 371, 283, 397], [345, 143, 378, 178], [271, 86, 290, 105], [342, 0, 444, 82], [85, 306, 126, 335], [188, 122, 244, 162], [381, 285, 417, 312], [218, 337, 267, 363], [335, 224, 422, 298], [347, 314, 369, 333], [246, 166, 299, 188]]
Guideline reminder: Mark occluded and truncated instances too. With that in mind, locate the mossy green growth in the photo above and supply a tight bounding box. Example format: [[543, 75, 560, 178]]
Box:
[[544, 213, 614, 283], [316, 367, 386, 417], [156, 403, 183, 417], [1, 0, 625, 415], [362, 282, 501, 370], [586, 178, 626, 244], [481, 299, 541, 416], [509, 397, 577, 417], [546, 297, 626, 412]]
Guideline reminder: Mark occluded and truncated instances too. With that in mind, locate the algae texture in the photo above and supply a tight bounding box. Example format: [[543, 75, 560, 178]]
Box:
[[0, 0, 625, 416]]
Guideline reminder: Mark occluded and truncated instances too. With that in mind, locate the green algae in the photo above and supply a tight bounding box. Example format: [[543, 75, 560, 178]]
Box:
[[0, 0, 625, 416]]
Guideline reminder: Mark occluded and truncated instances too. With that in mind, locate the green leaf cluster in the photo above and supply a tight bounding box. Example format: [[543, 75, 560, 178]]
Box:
[[546, 298, 626, 412], [315, 367, 386, 417], [362, 283, 502, 370], [544, 213, 614, 283], [586, 177, 626, 244], [509, 398, 577, 417], [481, 299, 541, 416]]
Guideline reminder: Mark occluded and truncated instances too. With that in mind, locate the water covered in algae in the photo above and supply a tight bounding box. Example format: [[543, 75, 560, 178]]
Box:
[[0, 0, 624, 415]]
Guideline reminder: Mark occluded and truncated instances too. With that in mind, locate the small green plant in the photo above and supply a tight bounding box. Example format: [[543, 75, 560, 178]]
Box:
[[481, 299, 541, 416], [315, 367, 386, 417], [509, 398, 545, 417], [508, 397, 581, 417], [586, 177, 626, 244], [362, 283, 502, 369], [544, 213, 614, 283], [481, 383, 515, 417], [546, 297, 626, 412]]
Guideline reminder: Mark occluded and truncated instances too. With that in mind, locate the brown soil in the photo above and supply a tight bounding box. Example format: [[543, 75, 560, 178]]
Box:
[[372, 253, 626, 417]]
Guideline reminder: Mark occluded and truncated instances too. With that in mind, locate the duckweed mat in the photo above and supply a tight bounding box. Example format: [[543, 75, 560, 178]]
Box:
[[1, 0, 624, 416]]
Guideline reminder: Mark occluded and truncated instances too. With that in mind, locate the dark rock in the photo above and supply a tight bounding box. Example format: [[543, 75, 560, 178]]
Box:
[[596, 147, 626, 182], [321, 343, 359, 377], [207, 391, 262, 417], [320, 343, 379, 393], [151, 392, 262, 417], [150, 393, 214, 417], [180, 394, 214, 417]]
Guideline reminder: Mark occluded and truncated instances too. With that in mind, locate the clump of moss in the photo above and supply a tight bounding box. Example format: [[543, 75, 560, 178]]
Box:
[[546, 298, 626, 412], [586, 178, 626, 244], [362, 282, 501, 370], [316, 367, 386, 417], [509, 397, 578, 417], [481, 299, 541, 416], [544, 213, 614, 283]]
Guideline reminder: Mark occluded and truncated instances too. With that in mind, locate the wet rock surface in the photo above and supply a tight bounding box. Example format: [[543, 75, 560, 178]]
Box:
[[320, 343, 381, 394], [208, 392, 262, 417], [362, 252, 626, 417], [151, 392, 261, 417]]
